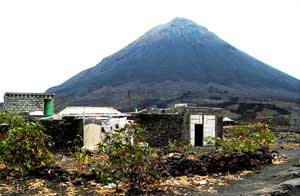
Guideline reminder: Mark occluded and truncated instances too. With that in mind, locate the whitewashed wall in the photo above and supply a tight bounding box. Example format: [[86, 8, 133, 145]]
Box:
[[203, 115, 216, 146], [190, 114, 216, 146], [83, 117, 128, 150]]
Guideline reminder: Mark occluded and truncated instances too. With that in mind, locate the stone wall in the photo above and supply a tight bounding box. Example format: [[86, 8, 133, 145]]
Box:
[[163, 148, 274, 177], [216, 115, 223, 138], [132, 113, 187, 147], [40, 117, 83, 151], [131, 110, 223, 147], [3, 93, 54, 114]]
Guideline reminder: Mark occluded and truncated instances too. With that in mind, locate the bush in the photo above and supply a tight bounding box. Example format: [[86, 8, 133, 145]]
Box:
[[253, 123, 276, 147], [167, 139, 177, 152], [97, 123, 160, 191], [0, 112, 54, 174], [169, 139, 203, 155], [217, 123, 276, 153], [0, 112, 26, 129], [73, 146, 91, 173]]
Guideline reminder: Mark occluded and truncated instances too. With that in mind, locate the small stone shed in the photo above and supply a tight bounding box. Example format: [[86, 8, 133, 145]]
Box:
[[131, 106, 223, 147], [3, 92, 55, 116]]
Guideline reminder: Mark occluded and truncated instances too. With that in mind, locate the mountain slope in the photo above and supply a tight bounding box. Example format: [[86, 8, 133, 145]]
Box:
[[48, 17, 300, 111]]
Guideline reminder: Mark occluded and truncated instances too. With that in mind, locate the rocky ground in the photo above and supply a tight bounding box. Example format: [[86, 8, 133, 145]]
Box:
[[156, 142, 299, 196], [211, 132, 300, 196], [214, 148, 300, 196], [0, 133, 299, 196]]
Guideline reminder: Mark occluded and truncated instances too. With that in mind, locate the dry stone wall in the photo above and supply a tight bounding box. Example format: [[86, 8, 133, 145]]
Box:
[[40, 117, 83, 151], [131, 109, 223, 147], [131, 113, 188, 147]]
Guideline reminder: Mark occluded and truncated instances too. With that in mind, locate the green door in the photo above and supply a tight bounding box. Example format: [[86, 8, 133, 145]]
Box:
[[44, 99, 53, 116]]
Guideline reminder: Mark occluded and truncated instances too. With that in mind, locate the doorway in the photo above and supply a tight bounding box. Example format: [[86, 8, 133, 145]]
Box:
[[44, 99, 53, 116], [194, 124, 204, 146]]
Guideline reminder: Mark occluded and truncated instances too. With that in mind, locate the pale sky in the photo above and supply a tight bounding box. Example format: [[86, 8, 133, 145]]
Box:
[[0, 0, 300, 102]]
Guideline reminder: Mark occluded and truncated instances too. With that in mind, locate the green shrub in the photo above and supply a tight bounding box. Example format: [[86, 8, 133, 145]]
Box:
[[0, 112, 26, 129], [167, 139, 178, 153], [253, 123, 276, 147], [167, 139, 203, 155], [0, 112, 54, 174], [73, 147, 91, 173], [179, 139, 196, 154], [97, 123, 160, 191], [217, 123, 276, 153], [204, 136, 215, 153]]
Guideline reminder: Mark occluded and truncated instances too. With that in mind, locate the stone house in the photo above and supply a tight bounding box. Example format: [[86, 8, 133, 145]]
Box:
[[3, 92, 55, 116], [131, 106, 223, 147]]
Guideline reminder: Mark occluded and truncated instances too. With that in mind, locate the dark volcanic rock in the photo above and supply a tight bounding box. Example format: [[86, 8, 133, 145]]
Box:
[[47, 17, 300, 111], [163, 148, 274, 177]]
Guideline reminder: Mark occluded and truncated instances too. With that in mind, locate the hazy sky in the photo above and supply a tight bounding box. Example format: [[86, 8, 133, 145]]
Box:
[[0, 0, 300, 102]]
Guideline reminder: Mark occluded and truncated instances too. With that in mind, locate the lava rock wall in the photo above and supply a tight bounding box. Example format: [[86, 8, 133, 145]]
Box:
[[40, 117, 83, 151], [132, 111, 223, 147], [132, 113, 187, 147]]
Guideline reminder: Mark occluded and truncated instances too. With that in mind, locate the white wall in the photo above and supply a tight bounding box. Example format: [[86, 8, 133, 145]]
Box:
[[83, 117, 128, 150], [190, 114, 216, 146], [203, 115, 216, 146]]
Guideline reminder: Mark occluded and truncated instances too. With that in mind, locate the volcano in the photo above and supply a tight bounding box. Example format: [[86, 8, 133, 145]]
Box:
[[48, 17, 300, 111]]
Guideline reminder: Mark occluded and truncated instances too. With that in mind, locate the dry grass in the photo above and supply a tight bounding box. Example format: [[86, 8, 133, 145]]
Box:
[[144, 170, 254, 195]]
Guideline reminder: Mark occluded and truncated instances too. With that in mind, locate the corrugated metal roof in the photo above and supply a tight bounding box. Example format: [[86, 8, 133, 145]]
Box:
[[58, 106, 125, 117]]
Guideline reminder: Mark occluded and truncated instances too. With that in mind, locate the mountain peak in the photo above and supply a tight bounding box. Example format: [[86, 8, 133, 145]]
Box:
[[140, 17, 210, 43], [170, 17, 194, 24], [165, 17, 208, 33], [48, 18, 300, 110]]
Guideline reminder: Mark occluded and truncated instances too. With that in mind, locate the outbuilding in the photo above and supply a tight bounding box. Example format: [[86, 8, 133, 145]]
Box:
[[3, 92, 55, 117], [131, 106, 223, 147]]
